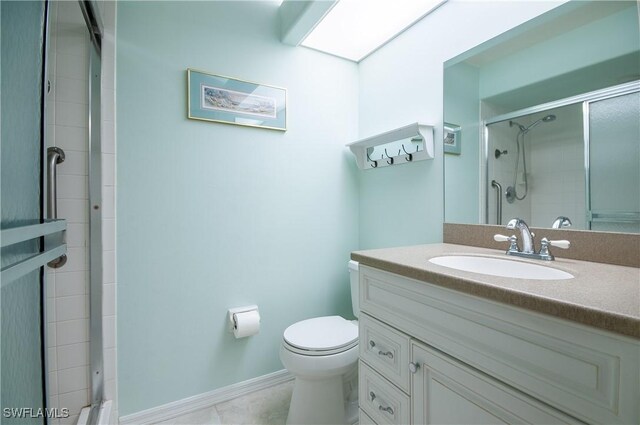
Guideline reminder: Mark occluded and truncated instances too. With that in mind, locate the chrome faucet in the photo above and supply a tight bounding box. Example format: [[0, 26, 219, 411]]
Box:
[[495, 217, 571, 261], [506, 218, 535, 254], [552, 216, 572, 229]]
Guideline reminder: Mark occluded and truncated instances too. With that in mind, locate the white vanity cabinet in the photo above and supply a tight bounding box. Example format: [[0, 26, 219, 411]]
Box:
[[357, 265, 640, 425]]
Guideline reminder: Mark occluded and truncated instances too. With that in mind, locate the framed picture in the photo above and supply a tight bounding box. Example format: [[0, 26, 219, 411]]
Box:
[[187, 69, 287, 131], [444, 123, 461, 155]]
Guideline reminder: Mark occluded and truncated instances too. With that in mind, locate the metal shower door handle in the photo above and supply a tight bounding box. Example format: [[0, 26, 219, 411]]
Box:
[[47, 147, 67, 268]]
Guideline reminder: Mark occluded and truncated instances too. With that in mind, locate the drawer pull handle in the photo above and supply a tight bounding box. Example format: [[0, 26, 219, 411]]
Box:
[[369, 391, 395, 416], [369, 341, 394, 359], [378, 350, 394, 359], [409, 362, 420, 374]]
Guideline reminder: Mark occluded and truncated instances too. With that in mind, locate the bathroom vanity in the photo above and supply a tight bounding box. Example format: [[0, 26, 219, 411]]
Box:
[[352, 244, 640, 425]]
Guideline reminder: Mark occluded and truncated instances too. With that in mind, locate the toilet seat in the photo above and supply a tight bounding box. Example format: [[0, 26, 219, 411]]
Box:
[[283, 316, 358, 356]]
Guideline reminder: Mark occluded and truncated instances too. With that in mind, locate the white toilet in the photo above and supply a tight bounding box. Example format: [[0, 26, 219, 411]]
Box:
[[280, 260, 360, 425]]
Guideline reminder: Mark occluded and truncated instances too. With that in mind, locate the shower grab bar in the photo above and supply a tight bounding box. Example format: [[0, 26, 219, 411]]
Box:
[[491, 180, 502, 225], [47, 147, 67, 268]]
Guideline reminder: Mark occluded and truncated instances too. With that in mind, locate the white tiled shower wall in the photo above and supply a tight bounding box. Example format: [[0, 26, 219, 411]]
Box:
[[45, 1, 117, 424]]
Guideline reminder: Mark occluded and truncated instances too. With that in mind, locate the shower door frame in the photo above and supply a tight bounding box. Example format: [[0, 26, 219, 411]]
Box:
[[481, 80, 640, 227], [78, 1, 105, 424], [41, 0, 105, 423]]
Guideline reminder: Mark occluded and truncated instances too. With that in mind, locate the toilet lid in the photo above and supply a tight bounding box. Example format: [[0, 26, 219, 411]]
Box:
[[283, 316, 358, 352]]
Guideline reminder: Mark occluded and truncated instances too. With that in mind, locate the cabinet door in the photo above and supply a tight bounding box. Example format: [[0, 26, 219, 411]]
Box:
[[411, 342, 582, 424]]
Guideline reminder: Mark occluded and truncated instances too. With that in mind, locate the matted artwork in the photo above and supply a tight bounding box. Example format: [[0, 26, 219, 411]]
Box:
[[187, 69, 287, 131]]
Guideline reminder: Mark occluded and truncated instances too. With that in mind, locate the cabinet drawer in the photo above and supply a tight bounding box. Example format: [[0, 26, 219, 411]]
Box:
[[360, 265, 640, 424], [412, 341, 582, 424], [359, 361, 410, 425], [360, 313, 411, 393]]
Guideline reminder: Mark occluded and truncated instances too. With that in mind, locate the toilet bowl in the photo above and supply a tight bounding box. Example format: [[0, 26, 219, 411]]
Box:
[[280, 261, 360, 425]]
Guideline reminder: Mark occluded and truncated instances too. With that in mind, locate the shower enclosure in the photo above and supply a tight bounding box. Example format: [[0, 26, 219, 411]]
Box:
[[1, 1, 105, 424], [484, 81, 639, 232]]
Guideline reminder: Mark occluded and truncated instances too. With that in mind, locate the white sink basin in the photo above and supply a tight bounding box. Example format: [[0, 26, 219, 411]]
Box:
[[429, 255, 574, 280]]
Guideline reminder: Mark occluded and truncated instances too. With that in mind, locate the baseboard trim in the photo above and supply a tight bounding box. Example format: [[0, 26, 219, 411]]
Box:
[[119, 369, 294, 425]]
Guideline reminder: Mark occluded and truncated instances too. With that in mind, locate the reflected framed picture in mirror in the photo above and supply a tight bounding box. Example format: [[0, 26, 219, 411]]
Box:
[[444, 123, 461, 155]]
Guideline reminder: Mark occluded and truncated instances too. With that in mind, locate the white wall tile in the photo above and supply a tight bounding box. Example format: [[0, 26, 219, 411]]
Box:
[[101, 121, 115, 154], [58, 366, 88, 394], [57, 53, 89, 81], [48, 323, 57, 348], [102, 219, 115, 251], [46, 100, 56, 126], [57, 199, 89, 223], [57, 175, 88, 199], [57, 343, 89, 371], [56, 319, 89, 346], [48, 347, 58, 372], [47, 298, 56, 323], [104, 347, 116, 381], [102, 89, 115, 122], [58, 150, 88, 176], [49, 395, 59, 410], [60, 415, 79, 425], [65, 223, 88, 248], [58, 389, 89, 417], [55, 76, 89, 105], [56, 295, 88, 322], [56, 125, 88, 152], [55, 101, 88, 128], [103, 250, 115, 284], [103, 315, 116, 349], [48, 371, 58, 395], [102, 186, 115, 218], [55, 29, 88, 57], [102, 153, 115, 186], [46, 273, 56, 298], [62, 247, 88, 272], [103, 284, 116, 316], [55, 271, 86, 297], [104, 379, 116, 401]]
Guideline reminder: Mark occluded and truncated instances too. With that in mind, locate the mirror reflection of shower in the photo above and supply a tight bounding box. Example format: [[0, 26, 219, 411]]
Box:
[[486, 103, 586, 229], [505, 114, 557, 203]]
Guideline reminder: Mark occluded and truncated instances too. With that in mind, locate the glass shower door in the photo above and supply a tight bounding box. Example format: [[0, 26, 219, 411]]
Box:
[[587, 91, 640, 233], [1, 1, 48, 423]]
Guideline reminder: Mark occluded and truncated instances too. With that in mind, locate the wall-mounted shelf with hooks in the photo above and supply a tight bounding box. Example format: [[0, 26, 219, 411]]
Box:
[[346, 123, 434, 170]]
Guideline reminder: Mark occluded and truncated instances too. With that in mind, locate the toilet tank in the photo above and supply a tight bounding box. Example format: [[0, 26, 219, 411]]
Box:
[[348, 260, 359, 318]]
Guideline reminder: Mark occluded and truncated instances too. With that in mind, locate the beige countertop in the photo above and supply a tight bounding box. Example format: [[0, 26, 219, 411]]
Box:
[[351, 243, 640, 339]]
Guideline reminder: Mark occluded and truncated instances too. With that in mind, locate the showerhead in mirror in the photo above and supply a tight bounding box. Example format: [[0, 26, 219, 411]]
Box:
[[512, 114, 557, 134]]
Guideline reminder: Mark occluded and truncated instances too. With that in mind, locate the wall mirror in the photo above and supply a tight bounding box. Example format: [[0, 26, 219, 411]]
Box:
[[443, 0, 640, 233]]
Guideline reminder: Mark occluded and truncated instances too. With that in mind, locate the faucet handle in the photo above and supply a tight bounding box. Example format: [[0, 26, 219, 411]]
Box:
[[494, 234, 518, 252], [541, 238, 570, 249]]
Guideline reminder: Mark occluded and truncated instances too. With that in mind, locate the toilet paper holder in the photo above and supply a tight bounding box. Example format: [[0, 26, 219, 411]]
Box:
[[228, 305, 259, 332]]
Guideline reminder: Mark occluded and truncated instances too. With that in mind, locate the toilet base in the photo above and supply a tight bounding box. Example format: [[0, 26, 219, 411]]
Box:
[[287, 372, 356, 425]]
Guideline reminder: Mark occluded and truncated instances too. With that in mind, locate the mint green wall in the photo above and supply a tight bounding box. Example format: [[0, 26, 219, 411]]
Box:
[[116, 1, 359, 415], [443, 63, 481, 224], [357, 1, 560, 249]]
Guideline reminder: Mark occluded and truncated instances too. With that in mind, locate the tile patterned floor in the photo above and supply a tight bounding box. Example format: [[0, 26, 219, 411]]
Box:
[[154, 380, 294, 425]]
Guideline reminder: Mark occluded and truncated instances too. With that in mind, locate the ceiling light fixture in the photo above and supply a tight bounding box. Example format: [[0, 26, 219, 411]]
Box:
[[301, 0, 446, 62]]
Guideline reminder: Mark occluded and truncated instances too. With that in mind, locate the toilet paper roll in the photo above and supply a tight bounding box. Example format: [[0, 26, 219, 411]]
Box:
[[233, 310, 260, 338]]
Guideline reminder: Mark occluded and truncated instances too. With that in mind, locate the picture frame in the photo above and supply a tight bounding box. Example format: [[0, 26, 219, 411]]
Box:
[[187, 69, 287, 131], [444, 123, 461, 155]]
